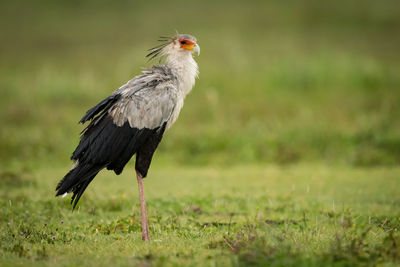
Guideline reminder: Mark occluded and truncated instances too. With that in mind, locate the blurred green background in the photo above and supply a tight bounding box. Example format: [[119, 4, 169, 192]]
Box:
[[1, 1, 400, 265], [1, 0, 399, 170]]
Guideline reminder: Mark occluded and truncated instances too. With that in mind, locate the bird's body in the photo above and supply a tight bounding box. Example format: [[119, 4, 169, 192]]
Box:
[[56, 34, 200, 240]]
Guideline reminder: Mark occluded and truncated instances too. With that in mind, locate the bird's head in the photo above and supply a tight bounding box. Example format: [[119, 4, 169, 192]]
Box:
[[146, 34, 200, 60]]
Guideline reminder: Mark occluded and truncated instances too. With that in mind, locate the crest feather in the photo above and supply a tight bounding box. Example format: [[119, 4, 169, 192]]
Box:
[[146, 36, 173, 60]]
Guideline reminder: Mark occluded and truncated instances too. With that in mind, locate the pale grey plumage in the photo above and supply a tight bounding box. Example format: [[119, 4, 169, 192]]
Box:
[[110, 66, 179, 129]]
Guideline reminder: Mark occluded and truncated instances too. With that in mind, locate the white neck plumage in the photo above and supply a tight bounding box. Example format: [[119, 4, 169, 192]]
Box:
[[165, 52, 199, 97]]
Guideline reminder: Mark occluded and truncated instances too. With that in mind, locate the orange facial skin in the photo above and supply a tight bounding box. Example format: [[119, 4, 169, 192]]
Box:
[[179, 38, 196, 50]]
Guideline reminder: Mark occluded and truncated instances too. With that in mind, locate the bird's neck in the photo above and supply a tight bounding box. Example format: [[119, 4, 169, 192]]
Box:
[[165, 52, 198, 97]]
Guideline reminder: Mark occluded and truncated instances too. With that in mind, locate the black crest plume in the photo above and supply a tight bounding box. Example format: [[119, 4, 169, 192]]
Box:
[[146, 36, 173, 60]]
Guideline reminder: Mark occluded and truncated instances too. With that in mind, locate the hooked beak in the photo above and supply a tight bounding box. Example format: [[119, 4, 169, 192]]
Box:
[[181, 41, 200, 56], [193, 44, 200, 56]]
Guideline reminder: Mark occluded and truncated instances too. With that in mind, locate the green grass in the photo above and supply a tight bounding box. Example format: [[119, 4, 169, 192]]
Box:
[[1, 164, 399, 266], [1, 0, 400, 265]]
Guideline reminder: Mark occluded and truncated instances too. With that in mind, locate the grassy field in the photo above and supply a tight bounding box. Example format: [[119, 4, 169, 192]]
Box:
[[1, 0, 400, 266], [1, 164, 400, 266]]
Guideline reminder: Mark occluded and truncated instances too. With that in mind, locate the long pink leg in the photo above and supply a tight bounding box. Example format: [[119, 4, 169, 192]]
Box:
[[136, 171, 150, 241]]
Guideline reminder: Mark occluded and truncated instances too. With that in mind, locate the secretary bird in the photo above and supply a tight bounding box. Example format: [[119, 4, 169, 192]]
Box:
[[56, 34, 200, 241]]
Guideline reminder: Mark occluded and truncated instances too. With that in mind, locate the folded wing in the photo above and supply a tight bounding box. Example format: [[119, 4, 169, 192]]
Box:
[[56, 75, 178, 209]]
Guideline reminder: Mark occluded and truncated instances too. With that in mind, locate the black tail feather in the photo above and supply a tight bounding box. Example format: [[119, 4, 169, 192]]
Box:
[[70, 173, 98, 210], [56, 161, 103, 210]]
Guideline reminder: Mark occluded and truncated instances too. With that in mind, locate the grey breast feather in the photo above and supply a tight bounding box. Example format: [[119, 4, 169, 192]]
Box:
[[109, 66, 179, 130]]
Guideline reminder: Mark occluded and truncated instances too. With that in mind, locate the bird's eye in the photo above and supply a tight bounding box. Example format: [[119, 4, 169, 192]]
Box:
[[180, 40, 187, 45]]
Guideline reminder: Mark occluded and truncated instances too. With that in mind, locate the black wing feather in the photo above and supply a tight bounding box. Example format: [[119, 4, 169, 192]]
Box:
[[56, 115, 161, 209], [57, 76, 171, 209], [79, 94, 121, 124]]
